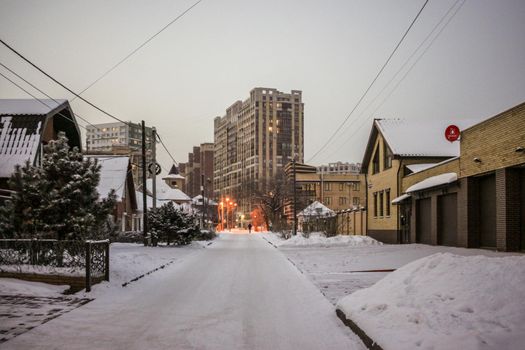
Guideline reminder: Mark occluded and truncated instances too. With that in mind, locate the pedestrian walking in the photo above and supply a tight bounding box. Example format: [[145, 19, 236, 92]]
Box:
[[248, 223, 252, 234]]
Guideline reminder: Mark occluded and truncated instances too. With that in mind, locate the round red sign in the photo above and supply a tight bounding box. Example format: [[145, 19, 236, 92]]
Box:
[[445, 125, 460, 142]]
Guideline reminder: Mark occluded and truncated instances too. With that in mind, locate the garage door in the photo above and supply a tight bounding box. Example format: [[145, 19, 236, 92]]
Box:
[[479, 174, 496, 248], [416, 198, 432, 244], [437, 193, 458, 246]]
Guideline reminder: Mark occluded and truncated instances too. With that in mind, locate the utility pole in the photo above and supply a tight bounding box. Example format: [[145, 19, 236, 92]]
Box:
[[293, 158, 297, 236], [200, 174, 205, 230], [152, 127, 157, 210], [141, 120, 148, 246]]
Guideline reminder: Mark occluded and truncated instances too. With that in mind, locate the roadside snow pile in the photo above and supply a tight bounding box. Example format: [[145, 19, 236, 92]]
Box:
[[337, 253, 525, 350], [278, 232, 382, 248], [0, 278, 68, 297]]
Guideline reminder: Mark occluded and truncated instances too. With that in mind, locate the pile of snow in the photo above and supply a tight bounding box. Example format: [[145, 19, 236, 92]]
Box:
[[337, 253, 525, 350], [0, 278, 68, 297], [271, 232, 382, 248]]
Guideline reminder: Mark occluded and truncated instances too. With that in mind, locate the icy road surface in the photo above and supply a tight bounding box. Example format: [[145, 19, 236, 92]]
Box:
[[4, 233, 364, 350]]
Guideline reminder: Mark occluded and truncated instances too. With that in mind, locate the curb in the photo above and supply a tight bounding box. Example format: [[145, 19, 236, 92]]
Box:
[[336, 309, 383, 350], [121, 260, 176, 287]]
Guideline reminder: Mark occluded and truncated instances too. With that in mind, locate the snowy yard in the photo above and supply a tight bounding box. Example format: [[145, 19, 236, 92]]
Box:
[[0, 241, 208, 343], [264, 232, 525, 350]]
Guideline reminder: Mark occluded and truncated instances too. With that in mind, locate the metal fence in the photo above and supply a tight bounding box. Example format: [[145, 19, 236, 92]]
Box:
[[0, 239, 109, 292]]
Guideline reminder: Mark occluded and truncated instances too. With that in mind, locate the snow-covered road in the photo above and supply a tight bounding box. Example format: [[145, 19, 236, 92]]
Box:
[[4, 234, 364, 350]]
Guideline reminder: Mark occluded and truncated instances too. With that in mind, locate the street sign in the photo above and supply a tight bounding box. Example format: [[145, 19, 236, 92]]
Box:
[[445, 125, 460, 142], [148, 162, 161, 175]]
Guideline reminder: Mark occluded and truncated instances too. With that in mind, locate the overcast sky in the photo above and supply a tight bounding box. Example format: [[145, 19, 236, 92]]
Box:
[[1, 0, 524, 169]]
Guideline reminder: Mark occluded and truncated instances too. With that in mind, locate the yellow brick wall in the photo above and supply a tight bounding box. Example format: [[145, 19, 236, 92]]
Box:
[[460, 102, 525, 177], [402, 158, 460, 192], [367, 135, 400, 231]]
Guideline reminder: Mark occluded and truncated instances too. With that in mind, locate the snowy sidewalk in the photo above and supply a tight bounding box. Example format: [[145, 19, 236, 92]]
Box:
[[3, 234, 364, 350]]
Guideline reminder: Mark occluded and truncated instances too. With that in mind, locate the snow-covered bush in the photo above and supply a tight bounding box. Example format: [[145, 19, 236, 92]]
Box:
[[148, 202, 196, 245], [0, 133, 116, 240]]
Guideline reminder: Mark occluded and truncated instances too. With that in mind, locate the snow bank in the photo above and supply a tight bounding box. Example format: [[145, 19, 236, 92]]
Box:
[[0, 278, 69, 297], [337, 253, 525, 350], [267, 232, 382, 248]]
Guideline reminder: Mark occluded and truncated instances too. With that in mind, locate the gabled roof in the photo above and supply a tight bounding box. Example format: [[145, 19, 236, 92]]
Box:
[[0, 99, 68, 116], [88, 156, 131, 201], [298, 201, 336, 218], [146, 178, 191, 202], [0, 99, 81, 179], [136, 191, 166, 212], [361, 118, 482, 172]]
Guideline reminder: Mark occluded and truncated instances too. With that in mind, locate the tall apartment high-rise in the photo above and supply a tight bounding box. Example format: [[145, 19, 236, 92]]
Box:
[[85, 121, 154, 189], [213, 87, 304, 214]]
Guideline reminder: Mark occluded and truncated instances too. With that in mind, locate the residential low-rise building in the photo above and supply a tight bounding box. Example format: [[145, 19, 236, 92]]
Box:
[[395, 101, 525, 251]]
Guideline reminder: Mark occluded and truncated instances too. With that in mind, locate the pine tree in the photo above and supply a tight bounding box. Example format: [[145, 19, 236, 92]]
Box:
[[0, 132, 116, 240], [148, 202, 196, 245]]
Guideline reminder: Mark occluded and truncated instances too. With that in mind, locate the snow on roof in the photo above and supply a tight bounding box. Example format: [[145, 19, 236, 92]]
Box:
[[376, 118, 481, 157], [298, 201, 336, 218], [146, 178, 191, 202], [406, 163, 438, 174], [162, 173, 185, 180], [135, 191, 169, 212], [89, 156, 130, 200], [406, 172, 458, 193], [0, 116, 43, 178], [392, 193, 411, 204], [0, 99, 67, 116], [192, 195, 217, 205]]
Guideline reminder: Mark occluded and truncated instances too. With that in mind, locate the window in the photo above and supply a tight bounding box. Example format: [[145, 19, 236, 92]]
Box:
[[324, 182, 332, 191], [353, 197, 360, 206], [325, 197, 332, 206], [373, 193, 378, 217], [352, 182, 360, 191], [372, 147, 380, 174], [385, 189, 391, 216], [339, 183, 344, 191], [379, 192, 384, 217], [384, 145, 393, 169], [339, 197, 347, 205]]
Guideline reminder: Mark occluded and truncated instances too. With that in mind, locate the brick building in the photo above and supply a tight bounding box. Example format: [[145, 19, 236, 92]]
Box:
[[395, 102, 525, 251], [284, 162, 366, 222], [181, 143, 214, 198], [361, 118, 480, 243]]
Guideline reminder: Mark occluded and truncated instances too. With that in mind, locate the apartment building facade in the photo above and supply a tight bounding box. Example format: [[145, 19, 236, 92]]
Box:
[[85, 121, 154, 188], [214, 87, 304, 213], [317, 162, 361, 175], [181, 143, 214, 198]]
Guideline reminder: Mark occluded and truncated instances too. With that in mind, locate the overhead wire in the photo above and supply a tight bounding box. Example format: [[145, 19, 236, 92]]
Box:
[[307, 0, 430, 163], [70, 0, 204, 102], [323, 0, 466, 161], [0, 61, 97, 130], [0, 69, 88, 131]]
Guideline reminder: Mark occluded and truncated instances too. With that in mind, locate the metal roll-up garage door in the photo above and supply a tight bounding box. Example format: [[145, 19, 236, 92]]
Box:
[[479, 174, 496, 248], [416, 198, 432, 244], [438, 193, 458, 246]]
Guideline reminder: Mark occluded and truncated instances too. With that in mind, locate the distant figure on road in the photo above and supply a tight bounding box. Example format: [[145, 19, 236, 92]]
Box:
[[248, 223, 252, 234]]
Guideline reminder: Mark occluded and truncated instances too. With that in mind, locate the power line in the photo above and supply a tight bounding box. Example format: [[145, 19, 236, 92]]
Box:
[[0, 69, 88, 131], [156, 132, 178, 166], [71, 0, 204, 101], [0, 39, 180, 165], [0, 38, 128, 125], [323, 0, 464, 159], [307, 0, 430, 163], [0, 61, 97, 129]]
